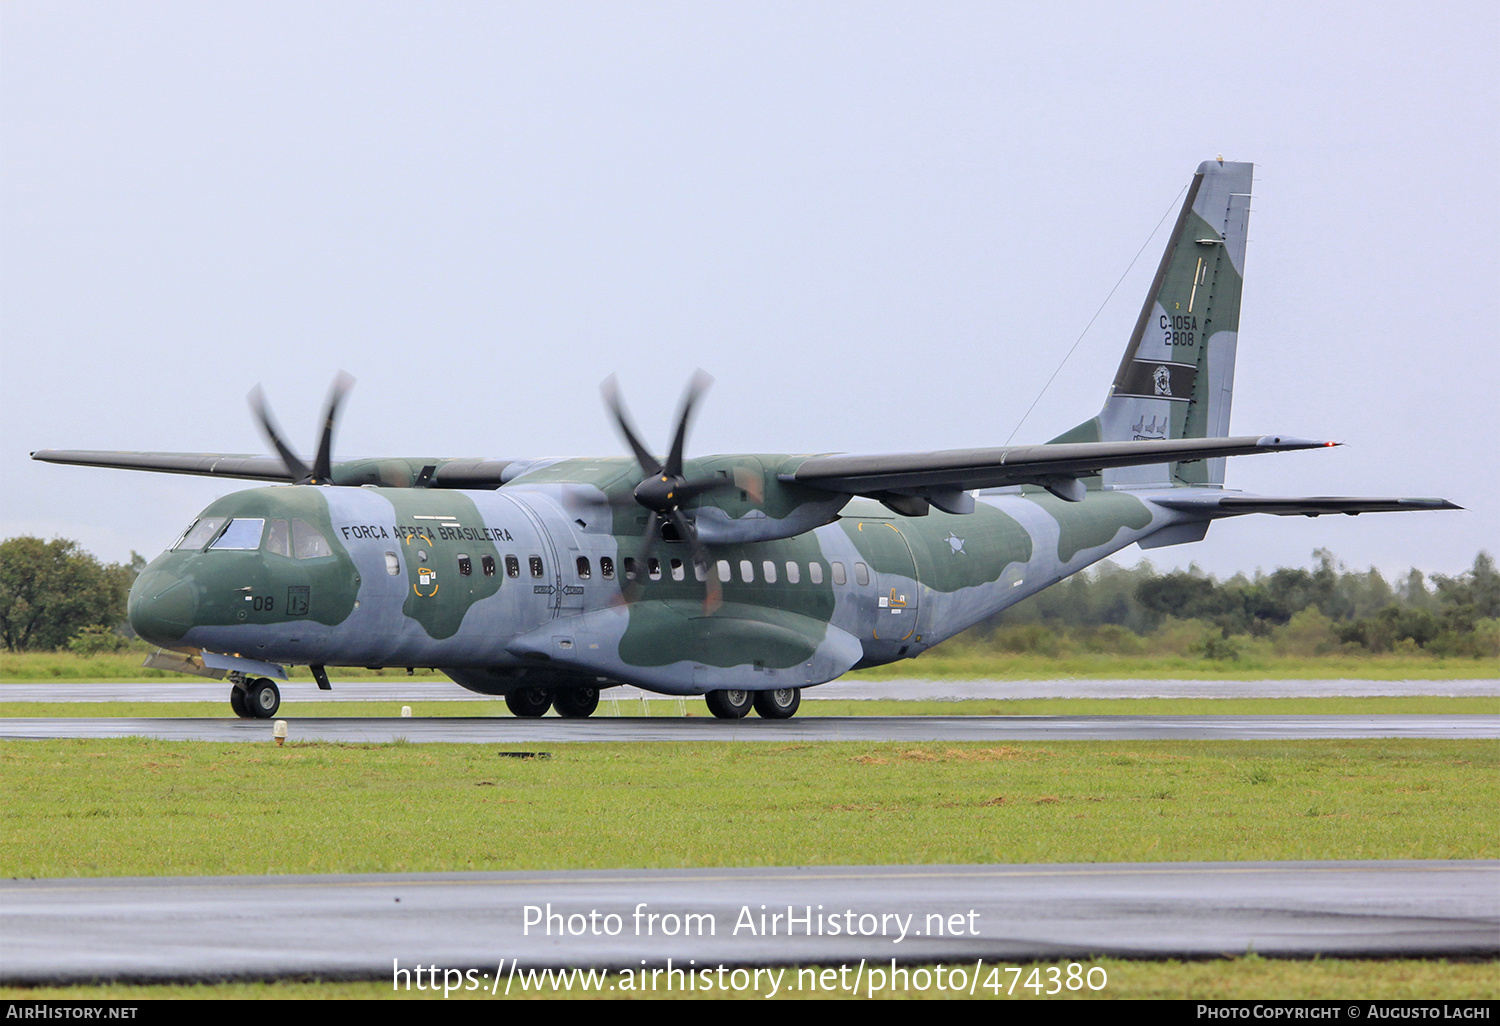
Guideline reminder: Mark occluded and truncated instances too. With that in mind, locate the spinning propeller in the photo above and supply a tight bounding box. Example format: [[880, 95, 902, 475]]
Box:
[[249, 372, 355, 486], [602, 371, 758, 612]]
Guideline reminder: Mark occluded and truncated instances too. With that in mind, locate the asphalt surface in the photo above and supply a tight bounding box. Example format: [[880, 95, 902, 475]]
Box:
[[3, 862, 1494, 984], [4, 678, 1496, 702], [4, 713, 1496, 742]]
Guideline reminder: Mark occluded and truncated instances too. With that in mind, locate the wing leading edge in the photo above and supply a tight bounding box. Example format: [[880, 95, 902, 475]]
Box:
[[784, 435, 1338, 511]]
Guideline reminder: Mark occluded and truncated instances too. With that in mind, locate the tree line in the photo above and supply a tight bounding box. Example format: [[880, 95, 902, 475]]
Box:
[[976, 548, 1499, 659]]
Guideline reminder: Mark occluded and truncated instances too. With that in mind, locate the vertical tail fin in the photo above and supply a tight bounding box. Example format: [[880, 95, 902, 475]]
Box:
[[1054, 159, 1253, 487]]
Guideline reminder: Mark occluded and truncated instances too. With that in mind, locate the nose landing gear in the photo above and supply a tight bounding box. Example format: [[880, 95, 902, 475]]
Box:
[[230, 678, 281, 718]]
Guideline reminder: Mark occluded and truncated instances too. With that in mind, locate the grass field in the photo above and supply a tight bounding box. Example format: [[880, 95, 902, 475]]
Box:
[[3, 647, 1496, 683], [3, 737, 1492, 876]]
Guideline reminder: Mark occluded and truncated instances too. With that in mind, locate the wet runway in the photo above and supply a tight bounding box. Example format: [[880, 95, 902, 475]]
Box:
[[4, 678, 1496, 702], [3, 861, 1494, 983], [3, 713, 1496, 742]]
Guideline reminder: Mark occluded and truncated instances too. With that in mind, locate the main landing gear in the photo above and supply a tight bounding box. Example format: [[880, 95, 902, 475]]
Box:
[[704, 688, 801, 720], [505, 686, 602, 718], [230, 677, 280, 719]]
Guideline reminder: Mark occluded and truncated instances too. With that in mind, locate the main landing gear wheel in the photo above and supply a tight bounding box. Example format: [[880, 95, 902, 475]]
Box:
[[246, 678, 280, 719], [753, 688, 801, 720], [705, 689, 752, 720], [229, 685, 250, 718], [553, 688, 600, 718], [505, 687, 553, 718]]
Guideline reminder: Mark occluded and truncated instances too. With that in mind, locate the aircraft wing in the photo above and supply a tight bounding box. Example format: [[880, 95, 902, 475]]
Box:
[[1150, 494, 1463, 517], [784, 435, 1335, 510], [30, 450, 528, 489], [30, 450, 295, 482]]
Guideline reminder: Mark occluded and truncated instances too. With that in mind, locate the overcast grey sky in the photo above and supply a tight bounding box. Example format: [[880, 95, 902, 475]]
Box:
[[3, 2, 1496, 581]]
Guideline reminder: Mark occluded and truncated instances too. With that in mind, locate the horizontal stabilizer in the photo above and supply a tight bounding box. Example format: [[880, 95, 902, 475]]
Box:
[[786, 435, 1332, 498], [1153, 495, 1463, 518]]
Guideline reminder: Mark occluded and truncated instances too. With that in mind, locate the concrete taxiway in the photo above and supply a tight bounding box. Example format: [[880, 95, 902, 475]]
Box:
[[3, 862, 1494, 984], [3, 713, 1496, 742]]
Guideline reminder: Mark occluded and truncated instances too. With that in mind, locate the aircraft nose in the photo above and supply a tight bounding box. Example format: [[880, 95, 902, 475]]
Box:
[[128, 570, 197, 646]]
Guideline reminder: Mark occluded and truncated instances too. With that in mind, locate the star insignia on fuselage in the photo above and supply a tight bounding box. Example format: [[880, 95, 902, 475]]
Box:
[[946, 533, 966, 555]]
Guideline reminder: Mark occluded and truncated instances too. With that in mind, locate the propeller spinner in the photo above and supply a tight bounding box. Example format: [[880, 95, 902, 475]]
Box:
[[249, 372, 355, 486], [602, 371, 741, 612]]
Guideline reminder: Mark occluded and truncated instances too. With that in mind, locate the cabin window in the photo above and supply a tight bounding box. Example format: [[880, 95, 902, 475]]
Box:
[[292, 519, 333, 559], [458, 554, 472, 576], [670, 558, 684, 582], [693, 561, 707, 582], [808, 562, 824, 585], [481, 555, 496, 577], [176, 517, 227, 551], [762, 560, 777, 583], [648, 557, 662, 581], [739, 559, 754, 583], [600, 556, 615, 580], [831, 562, 846, 586], [528, 555, 544, 578], [784, 560, 800, 584], [385, 552, 401, 576], [265, 519, 291, 557], [210, 518, 265, 550], [622, 557, 637, 580], [576, 556, 591, 579], [855, 562, 870, 586], [717, 560, 732, 583], [505, 555, 520, 578]]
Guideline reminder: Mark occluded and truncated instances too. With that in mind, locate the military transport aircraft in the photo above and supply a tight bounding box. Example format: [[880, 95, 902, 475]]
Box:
[[33, 159, 1458, 721]]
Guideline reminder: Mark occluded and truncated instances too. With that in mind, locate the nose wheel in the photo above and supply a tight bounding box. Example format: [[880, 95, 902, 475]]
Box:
[[231, 678, 280, 718]]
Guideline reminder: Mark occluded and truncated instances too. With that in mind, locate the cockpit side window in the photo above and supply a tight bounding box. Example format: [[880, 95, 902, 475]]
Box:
[[291, 519, 333, 559], [265, 519, 292, 557], [208, 518, 265, 550], [175, 517, 227, 551]]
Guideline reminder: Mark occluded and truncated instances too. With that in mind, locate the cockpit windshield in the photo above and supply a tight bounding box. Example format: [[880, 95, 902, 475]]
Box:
[[174, 517, 227, 550], [209, 518, 266, 550], [170, 515, 331, 557]]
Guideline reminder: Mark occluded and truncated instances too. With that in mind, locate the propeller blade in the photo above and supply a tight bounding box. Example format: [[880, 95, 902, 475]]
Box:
[[665, 369, 713, 478], [670, 509, 721, 615], [621, 512, 663, 603], [311, 371, 355, 485], [248, 385, 312, 484], [601, 374, 663, 477]]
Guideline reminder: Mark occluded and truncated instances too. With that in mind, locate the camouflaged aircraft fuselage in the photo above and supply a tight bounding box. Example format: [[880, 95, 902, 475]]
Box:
[[128, 464, 1195, 695]]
